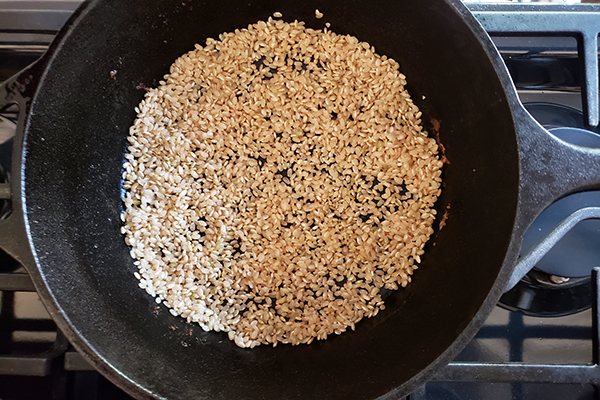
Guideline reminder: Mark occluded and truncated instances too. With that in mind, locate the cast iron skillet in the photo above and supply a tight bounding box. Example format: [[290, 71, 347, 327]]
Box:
[[1, 0, 600, 398]]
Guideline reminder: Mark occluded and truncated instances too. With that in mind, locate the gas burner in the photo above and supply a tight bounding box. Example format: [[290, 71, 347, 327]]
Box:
[[499, 102, 600, 317], [0, 103, 16, 220], [0, 104, 17, 272], [500, 270, 591, 317], [523, 102, 600, 133]]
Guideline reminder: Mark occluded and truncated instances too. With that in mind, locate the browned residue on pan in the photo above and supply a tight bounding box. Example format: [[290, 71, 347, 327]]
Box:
[[438, 203, 451, 230], [136, 82, 152, 92], [431, 118, 449, 232], [431, 118, 449, 165]]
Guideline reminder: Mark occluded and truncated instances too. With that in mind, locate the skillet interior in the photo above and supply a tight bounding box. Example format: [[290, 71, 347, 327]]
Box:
[[22, 0, 519, 398]]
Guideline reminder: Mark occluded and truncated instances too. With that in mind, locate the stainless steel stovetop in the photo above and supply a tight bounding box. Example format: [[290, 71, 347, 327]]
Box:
[[1, 1, 600, 399]]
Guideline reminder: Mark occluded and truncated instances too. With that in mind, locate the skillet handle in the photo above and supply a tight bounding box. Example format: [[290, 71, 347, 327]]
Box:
[[0, 63, 46, 270], [505, 106, 600, 291], [514, 105, 600, 225]]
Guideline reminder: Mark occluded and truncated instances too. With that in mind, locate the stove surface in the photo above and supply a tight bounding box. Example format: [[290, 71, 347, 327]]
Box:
[[1, 2, 600, 400]]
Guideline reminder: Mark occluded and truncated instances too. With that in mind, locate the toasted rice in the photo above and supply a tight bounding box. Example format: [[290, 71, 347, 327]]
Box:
[[121, 18, 442, 348]]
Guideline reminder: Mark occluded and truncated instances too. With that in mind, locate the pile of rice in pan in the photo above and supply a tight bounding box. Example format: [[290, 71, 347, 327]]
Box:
[[121, 17, 443, 348]]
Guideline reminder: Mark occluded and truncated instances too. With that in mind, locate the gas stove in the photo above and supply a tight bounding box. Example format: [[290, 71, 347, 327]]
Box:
[[1, 1, 600, 399]]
